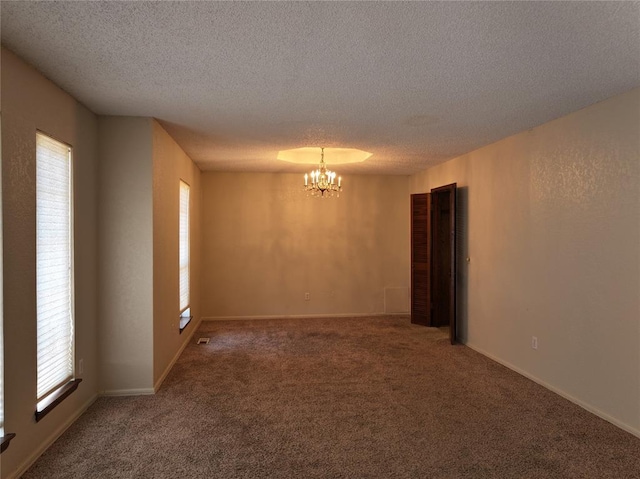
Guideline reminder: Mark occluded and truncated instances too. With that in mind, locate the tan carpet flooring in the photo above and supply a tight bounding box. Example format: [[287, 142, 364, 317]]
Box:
[[23, 316, 640, 478]]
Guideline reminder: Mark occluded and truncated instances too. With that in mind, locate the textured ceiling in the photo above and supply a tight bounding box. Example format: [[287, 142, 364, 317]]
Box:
[[1, 1, 639, 174]]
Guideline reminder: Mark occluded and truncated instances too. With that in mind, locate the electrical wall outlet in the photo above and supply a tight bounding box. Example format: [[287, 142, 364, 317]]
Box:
[[78, 358, 84, 375], [305, 292, 310, 301], [531, 336, 538, 350]]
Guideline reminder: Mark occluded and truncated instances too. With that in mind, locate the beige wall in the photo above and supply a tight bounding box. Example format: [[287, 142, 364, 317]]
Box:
[[1, 48, 99, 478], [152, 121, 201, 387], [201, 173, 410, 318], [410, 88, 640, 435], [97, 117, 154, 393], [97, 117, 202, 393]]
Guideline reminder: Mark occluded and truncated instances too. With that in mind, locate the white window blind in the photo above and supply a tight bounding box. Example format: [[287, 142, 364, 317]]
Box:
[[36, 132, 74, 403], [179, 181, 190, 313]]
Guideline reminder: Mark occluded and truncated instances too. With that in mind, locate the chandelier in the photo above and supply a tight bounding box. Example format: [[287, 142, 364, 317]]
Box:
[[303, 148, 342, 197]]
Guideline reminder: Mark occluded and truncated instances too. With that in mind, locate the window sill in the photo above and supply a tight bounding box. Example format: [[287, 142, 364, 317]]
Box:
[[0, 433, 16, 454], [179, 315, 193, 334], [35, 378, 82, 422]]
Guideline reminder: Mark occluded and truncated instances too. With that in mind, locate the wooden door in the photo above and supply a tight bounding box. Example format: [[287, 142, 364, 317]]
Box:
[[410, 193, 431, 326], [430, 183, 457, 344]]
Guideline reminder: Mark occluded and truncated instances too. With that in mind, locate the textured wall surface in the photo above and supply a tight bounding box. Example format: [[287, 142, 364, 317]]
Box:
[[201, 173, 410, 318], [152, 121, 202, 387], [410, 88, 640, 435], [97, 117, 154, 394], [1, 47, 99, 478]]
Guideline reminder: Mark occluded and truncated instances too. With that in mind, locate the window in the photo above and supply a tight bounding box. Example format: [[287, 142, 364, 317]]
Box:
[[0, 118, 13, 453], [35, 132, 80, 421], [0, 264, 11, 451], [179, 180, 191, 332], [0, 256, 10, 451], [0, 166, 8, 450]]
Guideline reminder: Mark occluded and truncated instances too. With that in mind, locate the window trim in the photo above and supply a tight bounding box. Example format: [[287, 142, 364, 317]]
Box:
[[179, 307, 192, 333], [0, 433, 16, 454], [34, 379, 82, 422]]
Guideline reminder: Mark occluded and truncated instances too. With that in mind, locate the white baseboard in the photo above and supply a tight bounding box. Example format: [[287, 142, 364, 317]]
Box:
[[203, 312, 410, 321], [464, 341, 640, 440], [99, 318, 204, 396], [99, 388, 155, 397], [7, 393, 99, 479], [153, 316, 203, 392]]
